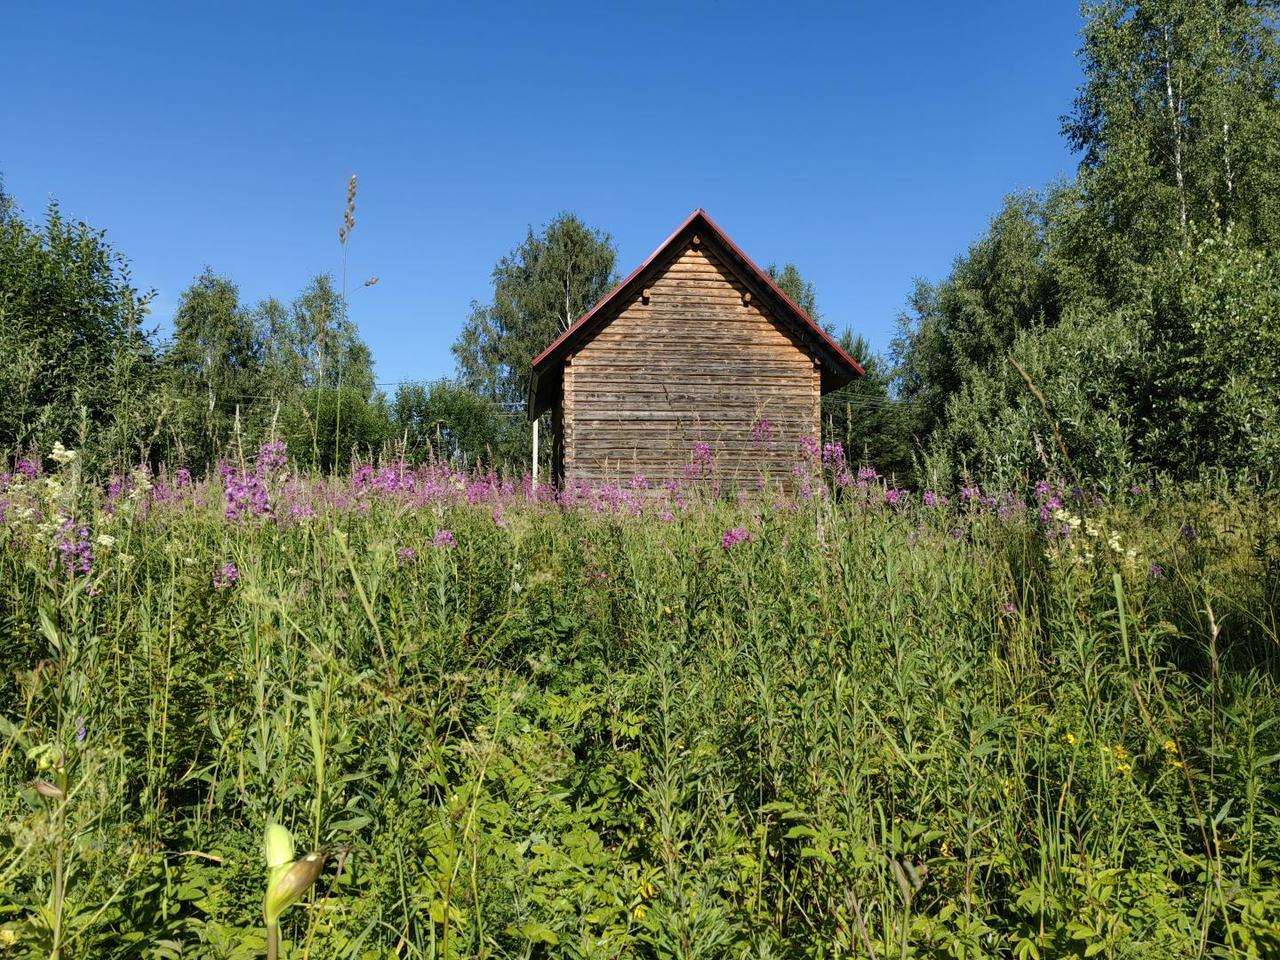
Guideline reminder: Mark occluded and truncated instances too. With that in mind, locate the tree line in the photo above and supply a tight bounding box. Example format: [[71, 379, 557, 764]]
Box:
[[3, 0, 1278, 487]]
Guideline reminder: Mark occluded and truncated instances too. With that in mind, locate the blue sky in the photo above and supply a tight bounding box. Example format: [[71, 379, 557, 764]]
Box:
[[2, 2, 1084, 387]]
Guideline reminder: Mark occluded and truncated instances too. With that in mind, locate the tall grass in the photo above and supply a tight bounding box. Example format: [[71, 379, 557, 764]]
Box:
[[0, 453, 1277, 958]]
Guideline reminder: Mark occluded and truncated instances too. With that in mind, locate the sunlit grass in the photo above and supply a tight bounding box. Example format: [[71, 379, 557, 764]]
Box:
[[0, 450, 1277, 957]]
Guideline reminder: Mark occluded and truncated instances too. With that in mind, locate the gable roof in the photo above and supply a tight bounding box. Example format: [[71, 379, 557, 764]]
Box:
[[528, 209, 864, 418]]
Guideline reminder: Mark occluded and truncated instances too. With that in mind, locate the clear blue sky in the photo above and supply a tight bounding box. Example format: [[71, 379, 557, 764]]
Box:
[[2, 2, 1084, 387]]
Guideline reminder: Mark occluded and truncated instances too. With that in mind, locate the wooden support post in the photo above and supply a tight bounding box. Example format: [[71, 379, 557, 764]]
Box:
[[532, 416, 540, 486]]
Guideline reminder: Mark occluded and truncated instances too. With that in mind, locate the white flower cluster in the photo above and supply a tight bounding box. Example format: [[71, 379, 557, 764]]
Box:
[[50, 442, 78, 466], [1050, 508, 1138, 567]]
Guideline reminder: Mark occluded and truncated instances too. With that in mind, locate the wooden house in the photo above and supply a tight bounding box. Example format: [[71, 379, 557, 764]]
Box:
[[527, 209, 863, 488]]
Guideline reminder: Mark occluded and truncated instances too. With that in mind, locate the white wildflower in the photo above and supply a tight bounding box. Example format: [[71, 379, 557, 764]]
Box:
[[50, 443, 77, 466]]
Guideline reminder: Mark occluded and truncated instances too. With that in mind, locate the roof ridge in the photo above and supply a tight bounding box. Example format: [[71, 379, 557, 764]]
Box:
[[528, 209, 864, 416]]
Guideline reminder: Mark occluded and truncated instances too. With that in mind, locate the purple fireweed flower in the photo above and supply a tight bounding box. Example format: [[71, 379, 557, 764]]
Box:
[[1036, 488, 1064, 523], [950, 528, 964, 540], [799, 437, 820, 461], [1149, 563, 1165, 579], [397, 546, 418, 565], [255, 441, 288, 478], [722, 527, 753, 550], [751, 417, 773, 445], [1130, 484, 1145, 496], [1001, 601, 1018, 616], [692, 442, 712, 465], [75, 717, 87, 743], [225, 475, 269, 520], [214, 562, 239, 590], [822, 442, 846, 467], [174, 467, 193, 488], [885, 488, 906, 507], [287, 503, 317, 521], [432, 529, 456, 549], [56, 522, 94, 577], [629, 475, 650, 491], [15, 458, 39, 480]]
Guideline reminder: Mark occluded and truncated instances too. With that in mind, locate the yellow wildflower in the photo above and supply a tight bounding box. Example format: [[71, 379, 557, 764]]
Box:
[[1116, 762, 1132, 774], [1112, 745, 1128, 761], [633, 904, 647, 920], [1063, 733, 1077, 746], [1163, 739, 1177, 754]]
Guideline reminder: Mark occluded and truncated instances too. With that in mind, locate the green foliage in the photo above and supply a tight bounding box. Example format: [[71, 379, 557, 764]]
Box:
[[824, 329, 916, 482], [453, 213, 617, 406], [0, 463, 1277, 957], [391, 380, 523, 468], [0, 200, 163, 469], [896, 2, 1280, 488], [1136, 234, 1280, 479], [257, 274, 375, 400], [276, 387, 391, 473], [893, 192, 1063, 447], [762, 262, 914, 478], [766, 262, 820, 324], [166, 269, 264, 465], [162, 270, 386, 472], [925, 310, 1143, 488], [1064, 0, 1280, 271]]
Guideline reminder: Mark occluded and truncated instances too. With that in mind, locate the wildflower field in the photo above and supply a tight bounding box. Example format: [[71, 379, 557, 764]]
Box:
[[1, 444, 1279, 959]]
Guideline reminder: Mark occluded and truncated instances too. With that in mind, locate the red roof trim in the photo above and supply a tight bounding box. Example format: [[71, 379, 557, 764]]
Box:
[[695, 208, 865, 376], [528, 209, 865, 416], [531, 208, 705, 369]]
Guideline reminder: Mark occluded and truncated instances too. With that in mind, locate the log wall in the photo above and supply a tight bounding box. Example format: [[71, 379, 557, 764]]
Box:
[[562, 241, 820, 487]]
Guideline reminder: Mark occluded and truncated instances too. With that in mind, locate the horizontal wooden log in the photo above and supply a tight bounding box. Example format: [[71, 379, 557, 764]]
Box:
[[551, 237, 828, 488], [570, 412, 812, 427]]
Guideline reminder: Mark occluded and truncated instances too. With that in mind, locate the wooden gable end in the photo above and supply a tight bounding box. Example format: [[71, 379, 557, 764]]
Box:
[[561, 237, 820, 486]]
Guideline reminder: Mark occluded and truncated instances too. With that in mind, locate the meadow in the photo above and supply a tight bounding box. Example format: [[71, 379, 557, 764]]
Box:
[[1, 443, 1278, 959]]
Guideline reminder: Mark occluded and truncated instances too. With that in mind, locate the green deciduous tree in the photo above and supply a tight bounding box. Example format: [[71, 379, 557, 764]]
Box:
[[453, 213, 617, 406], [763, 261, 913, 477], [256, 275, 383, 471], [766, 262, 820, 325], [163, 270, 386, 472], [893, 192, 1062, 442], [822, 330, 916, 482], [1064, 0, 1280, 274], [166, 269, 263, 465], [895, 1, 1280, 487], [0, 198, 164, 468], [1135, 233, 1280, 478], [391, 380, 521, 468]]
